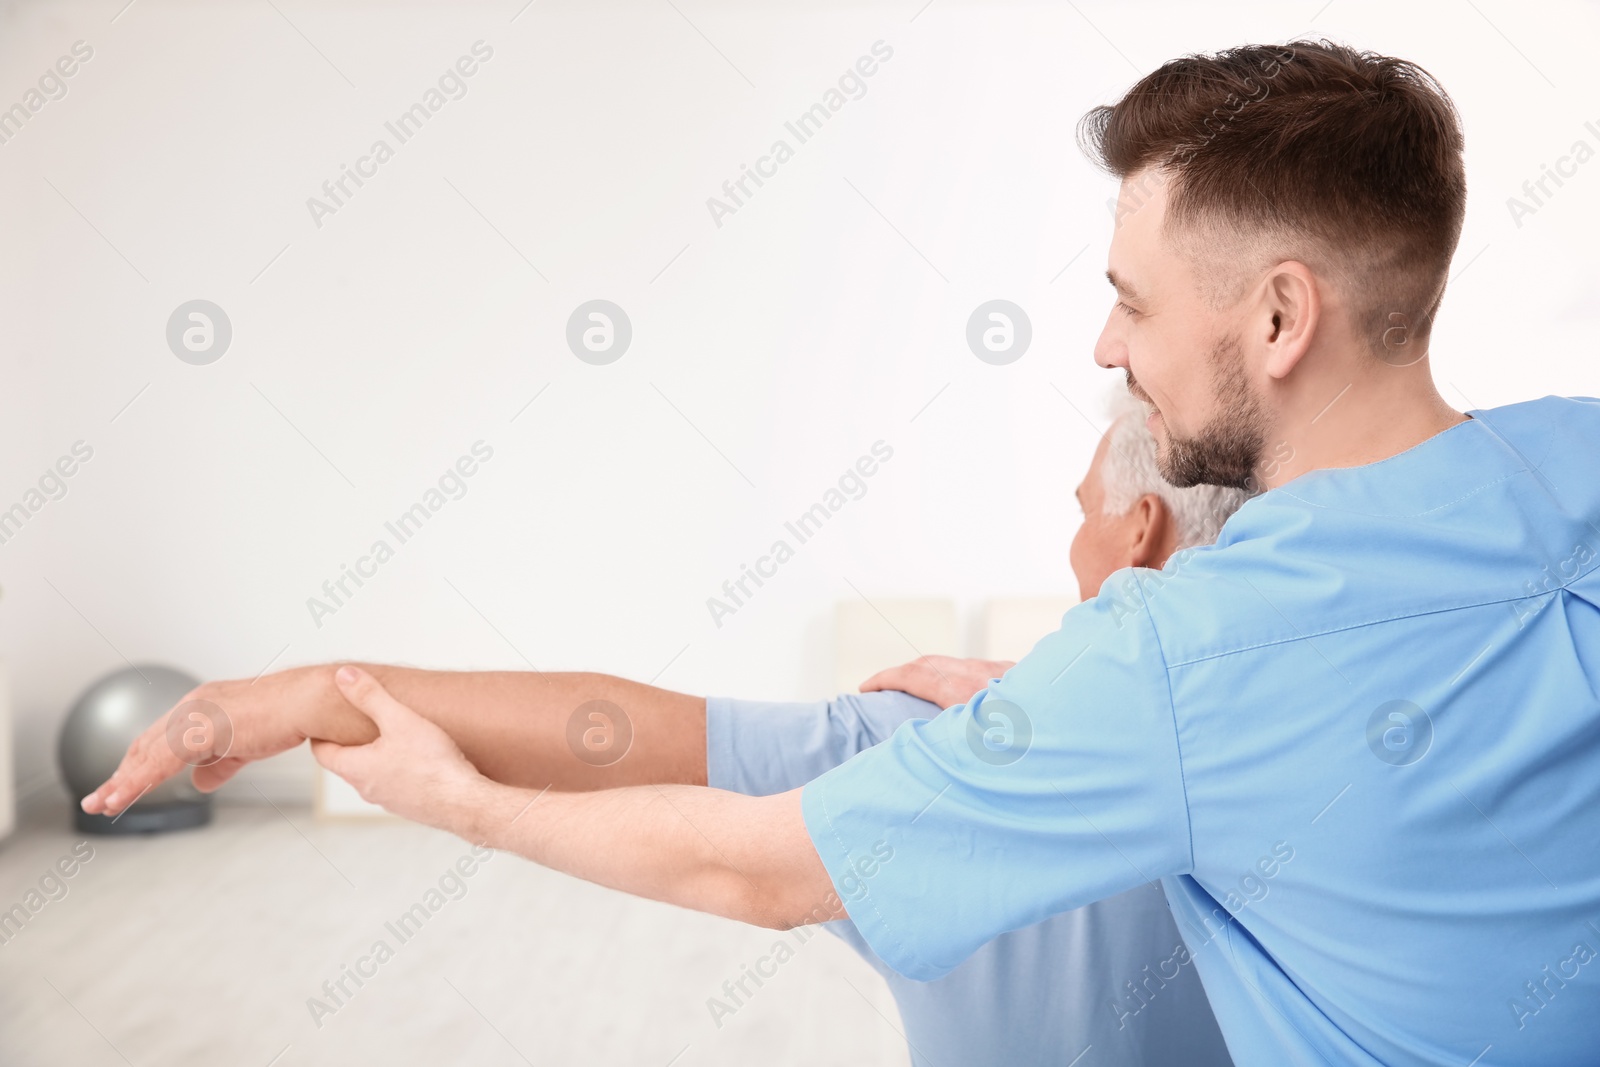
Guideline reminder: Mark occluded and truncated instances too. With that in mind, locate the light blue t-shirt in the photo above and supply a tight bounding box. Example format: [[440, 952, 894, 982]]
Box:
[[801, 396, 1600, 1067], [708, 690, 1233, 1066]]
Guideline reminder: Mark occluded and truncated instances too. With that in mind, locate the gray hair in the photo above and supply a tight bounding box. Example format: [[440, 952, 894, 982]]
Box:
[[1098, 388, 1257, 548]]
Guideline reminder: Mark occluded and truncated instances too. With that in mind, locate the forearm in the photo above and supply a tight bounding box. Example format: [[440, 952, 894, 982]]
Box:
[[451, 777, 842, 929], [236, 665, 707, 791]]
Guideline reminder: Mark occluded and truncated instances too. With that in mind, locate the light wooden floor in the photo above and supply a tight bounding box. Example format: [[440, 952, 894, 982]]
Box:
[[0, 798, 909, 1067]]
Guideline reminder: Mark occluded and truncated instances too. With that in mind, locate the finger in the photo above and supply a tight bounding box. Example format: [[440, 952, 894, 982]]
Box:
[[81, 717, 187, 816], [191, 756, 247, 793], [309, 738, 357, 776], [332, 665, 416, 734], [859, 666, 907, 693]]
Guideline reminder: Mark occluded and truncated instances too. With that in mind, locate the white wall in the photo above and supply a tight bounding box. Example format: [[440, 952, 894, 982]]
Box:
[[3, 0, 1597, 804]]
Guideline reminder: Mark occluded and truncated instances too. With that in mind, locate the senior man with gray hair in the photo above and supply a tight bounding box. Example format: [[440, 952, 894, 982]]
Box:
[[865, 387, 1252, 708], [87, 389, 1250, 1065], [820, 386, 1250, 1065]]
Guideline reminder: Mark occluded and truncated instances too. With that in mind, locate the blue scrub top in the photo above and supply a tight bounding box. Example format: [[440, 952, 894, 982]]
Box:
[[801, 396, 1600, 1067], [708, 690, 1233, 1066]]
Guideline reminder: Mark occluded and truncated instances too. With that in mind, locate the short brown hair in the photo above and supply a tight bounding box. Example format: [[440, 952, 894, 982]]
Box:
[[1079, 40, 1467, 356]]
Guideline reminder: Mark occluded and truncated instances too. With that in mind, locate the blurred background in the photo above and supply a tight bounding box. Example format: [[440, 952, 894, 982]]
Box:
[[1, 0, 1596, 1063]]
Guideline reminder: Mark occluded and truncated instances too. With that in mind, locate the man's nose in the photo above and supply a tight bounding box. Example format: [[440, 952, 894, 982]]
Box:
[[1094, 318, 1128, 370]]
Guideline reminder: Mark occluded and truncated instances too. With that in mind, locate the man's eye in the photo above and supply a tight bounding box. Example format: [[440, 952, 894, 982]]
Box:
[[1116, 301, 1140, 318]]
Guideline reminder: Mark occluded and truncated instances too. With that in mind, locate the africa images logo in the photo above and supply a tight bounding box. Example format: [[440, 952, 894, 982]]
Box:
[[1365, 700, 1432, 766]]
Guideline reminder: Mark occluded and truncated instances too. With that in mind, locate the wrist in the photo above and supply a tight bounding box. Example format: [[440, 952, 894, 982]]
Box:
[[273, 665, 331, 741], [448, 774, 507, 846], [187, 669, 313, 740], [293, 663, 381, 745]]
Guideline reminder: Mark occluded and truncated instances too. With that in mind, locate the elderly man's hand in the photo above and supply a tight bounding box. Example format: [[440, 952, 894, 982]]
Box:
[[81, 669, 338, 817], [310, 666, 486, 830], [859, 655, 1016, 710]]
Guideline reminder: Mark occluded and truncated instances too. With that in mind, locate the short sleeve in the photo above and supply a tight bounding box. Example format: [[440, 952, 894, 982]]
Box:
[[706, 691, 940, 796], [800, 572, 1194, 981]]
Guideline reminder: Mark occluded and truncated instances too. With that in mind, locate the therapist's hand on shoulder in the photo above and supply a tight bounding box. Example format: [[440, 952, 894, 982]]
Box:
[[860, 655, 1015, 710], [310, 666, 485, 827]]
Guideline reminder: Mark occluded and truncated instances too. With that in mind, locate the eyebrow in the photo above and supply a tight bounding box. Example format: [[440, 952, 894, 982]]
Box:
[[1106, 269, 1143, 302]]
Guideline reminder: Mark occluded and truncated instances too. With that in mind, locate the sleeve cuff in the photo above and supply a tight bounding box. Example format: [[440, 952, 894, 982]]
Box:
[[800, 771, 948, 982], [704, 696, 745, 794]]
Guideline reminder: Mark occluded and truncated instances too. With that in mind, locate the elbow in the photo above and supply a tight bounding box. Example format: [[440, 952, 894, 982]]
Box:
[[727, 874, 794, 930], [740, 874, 847, 931], [752, 910, 795, 932], [710, 787, 846, 931]]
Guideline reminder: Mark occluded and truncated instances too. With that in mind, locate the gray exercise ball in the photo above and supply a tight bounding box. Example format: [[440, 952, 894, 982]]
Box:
[[58, 664, 212, 834]]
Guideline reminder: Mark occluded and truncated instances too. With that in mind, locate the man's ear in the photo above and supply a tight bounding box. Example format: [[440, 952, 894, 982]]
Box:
[[1128, 493, 1176, 569], [1261, 261, 1319, 381]]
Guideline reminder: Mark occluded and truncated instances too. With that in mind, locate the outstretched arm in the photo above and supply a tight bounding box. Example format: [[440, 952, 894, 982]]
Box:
[[80, 663, 707, 816], [458, 779, 837, 929], [306, 668, 842, 930]]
